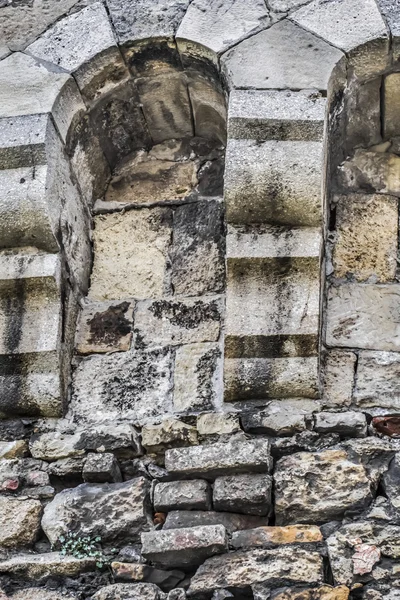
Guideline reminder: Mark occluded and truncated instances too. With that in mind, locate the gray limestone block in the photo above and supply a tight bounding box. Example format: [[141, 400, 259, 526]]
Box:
[[344, 77, 382, 151], [83, 452, 122, 483], [165, 438, 272, 479], [75, 300, 134, 355], [353, 351, 400, 413], [30, 432, 85, 461], [241, 400, 319, 436], [0, 113, 48, 170], [93, 583, 166, 600], [313, 412, 367, 438], [42, 477, 152, 546], [213, 473, 272, 516], [224, 139, 323, 227], [0, 497, 42, 548], [141, 524, 228, 568], [163, 510, 268, 532], [228, 90, 326, 142], [0, 552, 95, 580], [197, 413, 241, 437], [337, 149, 400, 196], [321, 350, 357, 408], [170, 199, 225, 296], [141, 418, 198, 453], [221, 20, 343, 91], [227, 226, 322, 259], [268, 0, 311, 11], [383, 453, 400, 511], [153, 480, 211, 512]]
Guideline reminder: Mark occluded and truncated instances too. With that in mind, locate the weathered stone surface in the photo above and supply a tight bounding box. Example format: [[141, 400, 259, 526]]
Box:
[[383, 453, 400, 510], [165, 439, 272, 478], [0, 552, 94, 579], [373, 415, 400, 437], [188, 547, 324, 594], [213, 473, 272, 516], [241, 400, 318, 436], [378, 0, 400, 60], [187, 75, 227, 145], [0, 440, 28, 459], [93, 583, 166, 600], [344, 78, 382, 151], [154, 480, 211, 512], [142, 419, 198, 453], [354, 351, 400, 411], [274, 449, 372, 524], [164, 510, 269, 532], [326, 284, 400, 351], [227, 226, 321, 260], [111, 562, 184, 591], [231, 525, 323, 550], [270, 587, 350, 600], [225, 139, 323, 226], [83, 452, 122, 483], [197, 413, 241, 436], [332, 194, 397, 282], [340, 437, 396, 483], [0, 497, 41, 547], [141, 525, 228, 568], [48, 457, 85, 478], [314, 412, 367, 438], [134, 297, 221, 349], [269, 0, 310, 9], [11, 591, 77, 600], [42, 477, 151, 545], [321, 350, 356, 408], [338, 150, 400, 196], [170, 200, 225, 296], [174, 342, 222, 412], [76, 301, 134, 354], [0, 113, 48, 170], [384, 73, 400, 138], [71, 349, 172, 424], [89, 208, 172, 301], [222, 20, 343, 91]]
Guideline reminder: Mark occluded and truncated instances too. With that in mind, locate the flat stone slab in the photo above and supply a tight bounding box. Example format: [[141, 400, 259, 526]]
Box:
[[231, 525, 323, 549], [213, 473, 272, 516], [0, 553, 94, 579], [164, 510, 269, 532], [321, 350, 356, 408]]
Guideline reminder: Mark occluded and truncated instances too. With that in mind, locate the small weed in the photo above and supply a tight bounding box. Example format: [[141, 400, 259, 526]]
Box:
[[57, 532, 117, 569]]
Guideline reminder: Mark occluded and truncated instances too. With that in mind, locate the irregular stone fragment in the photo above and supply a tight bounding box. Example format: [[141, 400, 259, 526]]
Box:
[[29, 432, 85, 461], [213, 474, 272, 516], [165, 439, 272, 478], [241, 400, 318, 436], [373, 416, 400, 437], [76, 301, 134, 354], [141, 419, 198, 453], [321, 350, 356, 408], [231, 525, 323, 549], [0, 440, 28, 459], [0, 497, 41, 547], [76, 423, 142, 457], [271, 587, 350, 600], [83, 453, 122, 483], [141, 525, 228, 568], [154, 480, 211, 512], [0, 552, 94, 579], [354, 351, 400, 411], [340, 437, 396, 484], [188, 547, 324, 594], [383, 453, 400, 510], [42, 477, 151, 546], [197, 413, 241, 436], [174, 343, 222, 412], [274, 449, 372, 524], [314, 412, 367, 438], [11, 591, 77, 600], [48, 457, 84, 478], [111, 562, 184, 591], [352, 543, 381, 575], [93, 582, 166, 600], [164, 510, 269, 532], [337, 150, 400, 196], [187, 75, 227, 145]]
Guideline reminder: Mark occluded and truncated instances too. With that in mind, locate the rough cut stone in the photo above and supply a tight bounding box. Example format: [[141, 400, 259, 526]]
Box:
[[142, 419, 198, 453], [231, 525, 323, 550], [93, 583, 166, 600], [173, 342, 222, 412], [76, 301, 134, 354], [197, 413, 241, 436], [274, 449, 372, 524], [83, 453, 122, 483], [314, 412, 367, 438], [326, 284, 400, 352], [271, 587, 350, 600], [0, 440, 28, 459], [0, 552, 94, 579], [188, 547, 324, 594], [30, 432, 84, 461], [213, 473, 272, 516], [332, 194, 397, 282], [321, 350, 356, 408], [11, 591, 77, 600], [0, 497, 42, 547], [354, 351, 400, 411], [165, 439, 272, 478], [345, 78, 382, 151], [383, 73, 400, 138], [164, 510, 269, 532], [269, 0, 312, 10], [0, 113, 48, 170], [89, 208, 172, 301], [241, 400, 318, 436], [154, 480, 211, 512], [112, 562, 184, 591], [338, 150, 400, 196], [42, 477, 151, 546], [383, 453, 400, 510], [187, 75, 227, 145], [141, 525, 228, 568], [222, 20, 343, 91]]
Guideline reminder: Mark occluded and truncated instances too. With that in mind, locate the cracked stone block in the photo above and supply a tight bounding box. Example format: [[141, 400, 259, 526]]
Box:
[[345, 78, 381, 150], [337, 150, 400, 196], [332, 193, 397, 282], [314, 412, 367, 438], [0, 113, 48, 170], [170, 199, 225, 296], [88, 208, 172, 302], [141, 418, 198, 453], [0, 552, 94, 580], [241, 400, 319, 436], [164, 510, 268, 532], [42, 477, 151, 546], [222, 20, 343, 91], [228, 90, 326, 142], [326, 284, 400, 351], [213, 473, 272, 516], [0, 497, 42, 547], [173, 343, 222, 412], [231, 525, 323, 550], [187, 74, 227, 145], [321, 350, 357, 408], [165, 438, 272, 479], [134, 296, 222, 349], [188, 547, 324, 595], [225, 139, 323, 226], [83, 453, 122, 483], [154, 480, 211, 512], [26, 3, 129, 103], [274, 449, 372, 524], [141, 525, 228, 568], [384, 73, 400, 139], [71, 348, 172, 424], [76, 301, 134, 354], [354, 351, 400, 412]]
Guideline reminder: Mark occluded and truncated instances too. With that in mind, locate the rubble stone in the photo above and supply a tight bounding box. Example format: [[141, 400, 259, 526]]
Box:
[[241, 400, 318, 436], [270, 587, 350, 600], [314, 412, 367, 438], [354, 351, 400, 411], [141, 419, 198, 453], [163, 510, 269, 532], [321, 350, 356, 408], [213, 474, 272, 516], [338, 150, 400, 196], [0, 497, 42, 547], [154, 480, 211, 512], [29, 432, 85, 461], [93, 582, 166, 600], [231, 525, 323, 549], [111, 562, 184, 591], [83, 453, 122, 483], [197, 413, 241, 436], [0, 552, 94, 579]]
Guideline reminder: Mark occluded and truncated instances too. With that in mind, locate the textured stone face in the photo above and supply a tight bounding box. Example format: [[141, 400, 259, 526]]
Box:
[[321, 350, 356, 408], [338, 150, 400, 196], [354, 351, 400, 411], [0, 497, 41, 547], [0, 552, 94, 579], [231, 525, 323, 550], [93, 583, 166, 600], [75, 301, 134, 354], [163, 510, 269, 532], [141, 419, 198, 453], [213, 473, 272, 516], [154, 480, 211, 512]]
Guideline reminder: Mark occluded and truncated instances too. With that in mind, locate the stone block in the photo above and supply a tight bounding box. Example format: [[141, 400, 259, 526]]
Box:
[[224, 357, 319, 402], [314, 412, 367, 438], [228, 90, 326, 142], [197, 413, 241, 436], [268, 0, 312, 10], [76, 301, 134, 354], [241, 400, 319, 436], [71, 348, 172, 425], [227, 226, 322, 259], [0, 552, 94, 579], [154, 480, 211, 512], [332, 194, 397, 282], [170, 199, 225, 296], [213, 473, 272, 516], [222, 20, 343, 91], [345, 78, 381, 150], [141, 525, 228, 568], [0, 113, 48, 170], [321, 350, 357, 408], [88, 208, 172, 301], [141, 419, 198, 453], [383, 453, 400, 510], [326, 284, 400, 351], [83, 453, 122, 483], [271, 588, 350, 600], [354, 351, 400, 411], [378, 0, 400, 61], [224, 139, 323, 226], [165, 438, 272, 478], [93, 583, 166, 600], [42, 477, 151, 546], [30, 432, 85, 461], [111, 562, 184, 591], [0, 497, 42, 547], [274, 449, 372, 524], [164, 510, 268, 533], [188, 547, 324, 594], [186, 74, 227, 144], [0, 440, 28, 459], [231, 525, 323, 550], [134, 296, 221, 349], [11, 591, 77, 600], [384, 73, 400, 138], [173, 343, 222, 413], [337, 149, 400, 196]]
